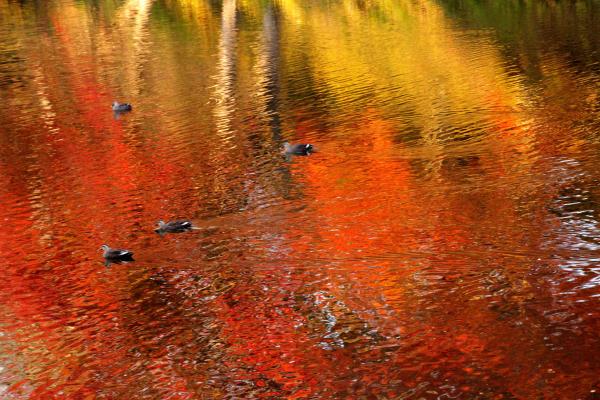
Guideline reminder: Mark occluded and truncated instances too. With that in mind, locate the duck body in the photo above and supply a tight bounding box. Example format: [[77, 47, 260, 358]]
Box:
[[100, 244, 134, 265], [155, 220, 195, 235], [112, 101, 132, 112], [283, 142, 314, 156]]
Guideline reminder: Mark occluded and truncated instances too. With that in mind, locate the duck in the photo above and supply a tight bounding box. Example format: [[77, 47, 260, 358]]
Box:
[[283, 142, 314, 156], [100, 244, 134, 266], [112, 101, 132, 112], [154, 220, 196, 236]]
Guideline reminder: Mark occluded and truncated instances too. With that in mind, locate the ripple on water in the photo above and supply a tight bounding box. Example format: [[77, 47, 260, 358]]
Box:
[[0, 0, 600, 398]]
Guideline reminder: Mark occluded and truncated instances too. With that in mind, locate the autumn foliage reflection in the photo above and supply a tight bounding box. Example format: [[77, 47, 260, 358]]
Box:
[[0, 0, 599, 398]]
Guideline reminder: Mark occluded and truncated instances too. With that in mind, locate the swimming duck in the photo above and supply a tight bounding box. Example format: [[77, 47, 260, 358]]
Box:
[[154, 220, 196, 235], [283, 142, 314, 156], [100, 244, 134, 265], [112, 101, 132, 112]]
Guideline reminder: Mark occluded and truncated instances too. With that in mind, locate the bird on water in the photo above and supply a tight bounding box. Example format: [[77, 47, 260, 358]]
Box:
[[112, 101, 132, 112], [154, 220, 197, 236], [100, 244, 134, 266], [283, 142, 314, 156]]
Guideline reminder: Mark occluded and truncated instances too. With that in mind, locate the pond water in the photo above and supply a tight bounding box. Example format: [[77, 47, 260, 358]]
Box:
[[1, 0, 599, 398]]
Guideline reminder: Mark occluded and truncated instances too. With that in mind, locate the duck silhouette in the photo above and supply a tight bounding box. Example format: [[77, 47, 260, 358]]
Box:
[[154, 220, 197, 236], [100, 244, 134, 266], [112, 101, 132, 112], [283, 142, 314, 156]]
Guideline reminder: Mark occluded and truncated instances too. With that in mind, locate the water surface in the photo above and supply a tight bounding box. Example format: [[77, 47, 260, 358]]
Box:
[[0, 0, 599, 398]]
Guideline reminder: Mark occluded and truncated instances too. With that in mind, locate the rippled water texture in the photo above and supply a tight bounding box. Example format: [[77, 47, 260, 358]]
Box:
[[1, 0, 600, 398]]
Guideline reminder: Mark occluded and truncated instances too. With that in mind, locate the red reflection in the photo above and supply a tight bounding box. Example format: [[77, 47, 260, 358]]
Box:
[[0, 0, 598, 399]]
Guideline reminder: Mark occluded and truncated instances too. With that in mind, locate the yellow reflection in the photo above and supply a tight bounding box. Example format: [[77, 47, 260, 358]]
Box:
[[171, 0, 212, 23], [277, 0, 525, 126], [274, 0, 303, 25], [212, 0, 238, 142], [252, 6, 279, 131], [115, 0, 154, 95], [274, 0, 536, 177]]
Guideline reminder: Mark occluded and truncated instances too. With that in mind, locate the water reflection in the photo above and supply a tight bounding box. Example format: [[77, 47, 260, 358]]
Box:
[[0, 0, 599, 398], [254, 5, 282, 142], [212, 0, 237, 143], [115, 0, 154, 97]]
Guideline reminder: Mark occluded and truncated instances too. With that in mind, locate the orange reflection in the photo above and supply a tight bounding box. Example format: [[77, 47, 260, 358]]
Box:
[[0, 0, 598, 398]]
